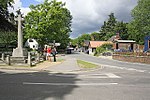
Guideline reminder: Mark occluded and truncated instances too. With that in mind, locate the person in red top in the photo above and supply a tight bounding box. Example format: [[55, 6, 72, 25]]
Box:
[[47, 46, 52, 61]]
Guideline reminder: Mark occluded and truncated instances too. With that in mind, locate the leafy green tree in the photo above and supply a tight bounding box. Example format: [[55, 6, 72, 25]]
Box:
[[0, 31, 17, 44], [128, 0, 150, 44], [0, 0, 14, 19], [0, 0, 17, 47], [77, 34, 91, 46], [24, 0, 72, 48], [70, 38, 78, 46], [0, 0, 16, 31]]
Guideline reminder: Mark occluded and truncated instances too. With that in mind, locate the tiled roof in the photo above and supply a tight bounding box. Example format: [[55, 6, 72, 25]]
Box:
[[89, 41, 112, 48]]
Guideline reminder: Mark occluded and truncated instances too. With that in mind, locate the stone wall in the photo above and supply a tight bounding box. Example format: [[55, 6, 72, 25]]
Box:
[[113, 54, 150, 64]]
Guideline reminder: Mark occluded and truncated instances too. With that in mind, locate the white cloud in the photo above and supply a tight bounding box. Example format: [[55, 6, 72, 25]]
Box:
[[8, 0, 31, 16], [9, 0, 138, 38], [34, 0, 43, 3], [59, 0, 138, 38]]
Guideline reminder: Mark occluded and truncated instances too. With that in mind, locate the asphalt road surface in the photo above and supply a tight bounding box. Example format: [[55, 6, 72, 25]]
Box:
[[0, 52, 150, 100]]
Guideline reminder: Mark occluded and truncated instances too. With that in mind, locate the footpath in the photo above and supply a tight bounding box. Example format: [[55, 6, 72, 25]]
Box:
[[0, 54, 83, 73]]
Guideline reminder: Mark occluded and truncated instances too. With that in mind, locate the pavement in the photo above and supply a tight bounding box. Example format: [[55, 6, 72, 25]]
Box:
[[0, 54, 83, 73]]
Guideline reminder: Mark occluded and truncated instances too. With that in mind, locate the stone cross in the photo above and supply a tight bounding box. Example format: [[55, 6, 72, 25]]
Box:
[[12, 10, 27, 57]]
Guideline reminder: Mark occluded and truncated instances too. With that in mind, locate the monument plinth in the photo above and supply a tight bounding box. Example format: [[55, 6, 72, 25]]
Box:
[[12, 11, 27, 63]]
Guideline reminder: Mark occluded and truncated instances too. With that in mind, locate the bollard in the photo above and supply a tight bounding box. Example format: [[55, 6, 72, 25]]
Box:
[[6, 55, 11, 65], [28, 52, 32, 66], [37, 53, 40, 63], [1, 53, 5, 61]]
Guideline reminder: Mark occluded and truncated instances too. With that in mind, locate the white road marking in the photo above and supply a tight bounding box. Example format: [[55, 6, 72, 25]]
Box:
[[49, 73, 121, 79], [23, 82, 118, 86], [102, 64, 146, 73], [105, 73, 121, 78]]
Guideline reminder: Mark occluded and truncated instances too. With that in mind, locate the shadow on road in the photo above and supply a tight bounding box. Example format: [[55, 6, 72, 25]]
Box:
[[0, 71, 80, 100]]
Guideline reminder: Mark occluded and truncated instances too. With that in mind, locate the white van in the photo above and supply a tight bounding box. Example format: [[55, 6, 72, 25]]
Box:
[[25, 39, 38, 50]]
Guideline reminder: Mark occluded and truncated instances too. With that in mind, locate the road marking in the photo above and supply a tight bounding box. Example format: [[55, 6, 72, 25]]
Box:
[[23, 82, 118, 86], [48, 73, 121, 79], [105, 73, 121, 78], [102, 64, 146, 73]]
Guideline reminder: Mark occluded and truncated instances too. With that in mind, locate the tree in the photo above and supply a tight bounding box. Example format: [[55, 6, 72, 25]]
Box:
[[90, 32, 101, 41], [99, 13, 117, 40], [24, 0, 72, 48], [70, 38, 78, 46], [0, 0, 14, 19], [77, 34, 91, 46], [0, 0, 17, 46], [0, 31, 17, 44], [128, 0, 150, 44], [0, 0, 16, 31], [115, 21, 128, 40]]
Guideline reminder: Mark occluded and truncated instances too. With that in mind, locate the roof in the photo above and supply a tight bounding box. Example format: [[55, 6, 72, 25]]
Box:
[[115, 40, 136, 43], [89, 41, 113, 48], [108, 34, 121, 42]]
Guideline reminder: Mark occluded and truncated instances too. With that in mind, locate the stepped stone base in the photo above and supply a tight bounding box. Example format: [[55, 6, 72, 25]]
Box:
[[12, 48, 28, 57], [11, 56, 27, 64], [11, 47, 28, 64]]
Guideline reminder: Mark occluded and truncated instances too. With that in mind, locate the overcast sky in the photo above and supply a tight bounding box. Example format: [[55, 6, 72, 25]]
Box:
[[9, 0, 138, 38]]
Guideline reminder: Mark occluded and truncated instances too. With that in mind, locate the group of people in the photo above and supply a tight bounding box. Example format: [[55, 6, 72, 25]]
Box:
[[44, 46, 57, 62]]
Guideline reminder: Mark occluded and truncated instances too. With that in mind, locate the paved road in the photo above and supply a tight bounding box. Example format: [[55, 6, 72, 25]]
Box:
[[0, 52, 150, 100], [70, 52, 150, 73]]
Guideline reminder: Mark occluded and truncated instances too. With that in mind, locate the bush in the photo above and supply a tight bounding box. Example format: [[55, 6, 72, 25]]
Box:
[[94, 43, 113, 56], [100, 43, 113, 50]]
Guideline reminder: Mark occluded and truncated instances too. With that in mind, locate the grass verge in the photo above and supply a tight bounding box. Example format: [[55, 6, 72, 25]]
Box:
[[77, 60, 98, 69]]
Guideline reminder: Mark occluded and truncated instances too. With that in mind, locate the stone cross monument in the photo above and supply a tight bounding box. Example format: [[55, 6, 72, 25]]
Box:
[[12, 10, 27, 58]]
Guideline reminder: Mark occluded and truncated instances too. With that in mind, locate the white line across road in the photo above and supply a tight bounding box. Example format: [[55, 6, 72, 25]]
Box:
[[23, 82, 118, 86], [48, 73, 121, 79], [102, 64, 147, 73]]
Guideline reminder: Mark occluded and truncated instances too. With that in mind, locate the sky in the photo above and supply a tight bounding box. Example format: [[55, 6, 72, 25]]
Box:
[[9, 0, 138, 38]]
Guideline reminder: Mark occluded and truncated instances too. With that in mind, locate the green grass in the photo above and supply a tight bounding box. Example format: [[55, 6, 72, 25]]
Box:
[[77, 60, 98, 69]]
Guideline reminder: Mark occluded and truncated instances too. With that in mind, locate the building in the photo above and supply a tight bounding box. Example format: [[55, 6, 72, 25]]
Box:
[[113, 40, 136, 52], [88, 41, 113, 55]]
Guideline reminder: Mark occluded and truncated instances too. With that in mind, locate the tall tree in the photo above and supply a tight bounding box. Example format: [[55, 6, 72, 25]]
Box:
[[0, 0, 16, 31], [99, 13, 117, 40], [24, 0, 72, 48], [115, 21, 128, 40], [0, 0, 17, 46], [128, 0, 150, 44], [0, 0, 14, 19]]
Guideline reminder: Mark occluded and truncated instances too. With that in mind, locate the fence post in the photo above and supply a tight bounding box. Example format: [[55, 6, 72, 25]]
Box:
[[28, 52, 32, 66], [6, 55, 10, 65], [1, 53, 5, 61]]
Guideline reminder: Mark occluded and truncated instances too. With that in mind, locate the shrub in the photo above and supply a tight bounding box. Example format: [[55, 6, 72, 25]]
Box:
[[94, 43, 113, 56]]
